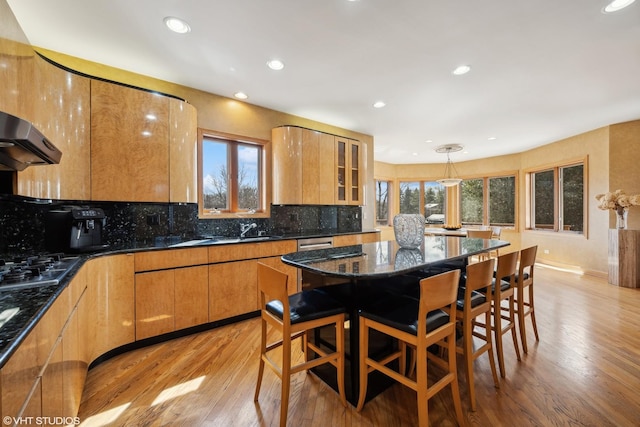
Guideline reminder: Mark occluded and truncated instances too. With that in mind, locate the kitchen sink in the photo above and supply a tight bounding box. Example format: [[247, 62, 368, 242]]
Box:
[[170, 236, 275, 247]]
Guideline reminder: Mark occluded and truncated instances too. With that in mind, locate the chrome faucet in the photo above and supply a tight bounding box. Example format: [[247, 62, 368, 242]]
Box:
[[240, 222, 257, 238]]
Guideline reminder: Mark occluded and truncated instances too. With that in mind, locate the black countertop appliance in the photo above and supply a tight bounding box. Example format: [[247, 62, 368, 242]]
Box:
[[45, 206, 108, 253]]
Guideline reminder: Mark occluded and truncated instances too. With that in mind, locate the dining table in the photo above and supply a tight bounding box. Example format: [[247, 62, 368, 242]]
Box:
[[281, 235, 510, 404]]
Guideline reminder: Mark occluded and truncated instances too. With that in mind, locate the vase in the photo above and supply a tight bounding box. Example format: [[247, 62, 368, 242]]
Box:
[[393, 214, 424, 249], [616, 208, 629, 229]]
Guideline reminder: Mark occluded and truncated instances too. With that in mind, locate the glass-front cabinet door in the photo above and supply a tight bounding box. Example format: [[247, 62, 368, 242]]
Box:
[[335, 137, 361, 205]]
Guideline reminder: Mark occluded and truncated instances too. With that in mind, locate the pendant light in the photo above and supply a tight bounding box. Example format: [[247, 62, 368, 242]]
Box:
[[435, 144, 463, 187]]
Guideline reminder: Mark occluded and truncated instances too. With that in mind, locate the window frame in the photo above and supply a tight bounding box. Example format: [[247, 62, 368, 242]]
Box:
[[397, 180, 447, 220], [198, 128, 270, 219], [525, 157, 587, 235], [374, 179, 392, 226], [460, 173, 518, 229]]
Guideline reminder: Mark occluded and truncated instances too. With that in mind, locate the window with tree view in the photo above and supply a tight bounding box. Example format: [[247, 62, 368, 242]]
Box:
[[398, 181, 445, 223], [201, 135, 263, 215], [461, 176, 515, 227], [375, 180, 390, 226], [530, 163, 584, 233]]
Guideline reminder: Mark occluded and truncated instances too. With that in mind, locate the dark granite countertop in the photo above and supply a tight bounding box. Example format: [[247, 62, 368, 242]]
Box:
[[0, 229, 379, 368]]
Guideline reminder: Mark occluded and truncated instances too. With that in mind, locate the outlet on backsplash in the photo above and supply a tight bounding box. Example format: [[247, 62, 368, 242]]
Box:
[[146, 213, 161, 226]]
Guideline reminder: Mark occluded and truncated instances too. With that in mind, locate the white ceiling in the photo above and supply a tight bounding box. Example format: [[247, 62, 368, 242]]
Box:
[[6, 0, 640, 164]]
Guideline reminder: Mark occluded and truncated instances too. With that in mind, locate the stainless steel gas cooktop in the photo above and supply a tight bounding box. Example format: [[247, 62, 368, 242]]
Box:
[[0, 253, 81, 291]]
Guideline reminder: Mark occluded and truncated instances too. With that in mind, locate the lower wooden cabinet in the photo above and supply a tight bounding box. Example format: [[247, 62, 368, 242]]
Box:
[[209, 260, 257, 322], [135, 265, 209, 340], [0, 328, 40, 418]]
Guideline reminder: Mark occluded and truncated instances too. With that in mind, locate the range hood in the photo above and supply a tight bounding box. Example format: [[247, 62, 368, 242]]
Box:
[[0, 111, 62, 171]]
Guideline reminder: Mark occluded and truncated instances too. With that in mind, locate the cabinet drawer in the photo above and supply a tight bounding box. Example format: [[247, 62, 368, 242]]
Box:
[[208, 240, 296, 263], [135, 247, 208, 272]]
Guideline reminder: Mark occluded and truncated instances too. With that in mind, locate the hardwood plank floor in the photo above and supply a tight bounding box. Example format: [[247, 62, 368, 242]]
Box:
[[77, 265, 640, 426]]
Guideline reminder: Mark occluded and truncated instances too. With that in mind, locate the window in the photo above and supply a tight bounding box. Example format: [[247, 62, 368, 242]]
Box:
[[529, 162, 584, 233], [461, 178, 483, 225], [461, 175, 516, 227], [424, 182, 445, 223], [199, 131, 266, 216], [398, 180, 446, 222], [375, 180, 391, 226], [399, 181, 420, 214]]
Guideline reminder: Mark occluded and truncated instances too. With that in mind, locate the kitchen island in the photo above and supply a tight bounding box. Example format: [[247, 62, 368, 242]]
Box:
[[281, 236, 510, 404]]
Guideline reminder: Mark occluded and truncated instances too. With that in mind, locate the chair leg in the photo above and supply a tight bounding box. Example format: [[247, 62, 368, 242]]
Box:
[[280, 337, 292, 427], [493, 304, 506, 378], [485, 311, 500, 388], [335, 319, 347, 407], [447, 332, 464, 426], [509, 296, 521, 362], [356, 319, 369, 412], [415, 344, 428, 427], [517, 288, 528, 354], [529, 285, 540, 342], [462, 319, 476, 411], [254, 319, 267, 401]]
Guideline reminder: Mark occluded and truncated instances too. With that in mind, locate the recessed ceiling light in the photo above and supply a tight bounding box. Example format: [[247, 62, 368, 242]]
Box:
[[488, 136, 497, 141], [603, 0, 636, 13], [267, 59, 285, 70], [234, 92, 248, 100], [373, 101, 386, 108], [452, 65, 471, 75], [164, 17, 191, 34]]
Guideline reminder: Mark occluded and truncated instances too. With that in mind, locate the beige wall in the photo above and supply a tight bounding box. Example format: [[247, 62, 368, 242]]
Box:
[[375, 121, 640, 276]]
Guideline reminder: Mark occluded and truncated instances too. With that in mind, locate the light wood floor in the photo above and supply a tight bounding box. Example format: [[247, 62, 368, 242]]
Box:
[[77, 265, 640, 426]]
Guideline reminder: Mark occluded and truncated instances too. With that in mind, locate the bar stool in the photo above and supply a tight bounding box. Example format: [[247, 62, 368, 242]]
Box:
[[254, 263, 347, 427], [467, 229, 493, 262], [514, 246, 539, 353], [356, 269, 464, 427], [491, 251, 521, 377], [455, 257, 500, 411]]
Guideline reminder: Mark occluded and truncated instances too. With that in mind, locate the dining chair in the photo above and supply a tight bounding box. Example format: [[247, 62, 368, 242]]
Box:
[[254, 263, 347, 427], [514, 246, 540, 353], [455, 257, 500, 411], [490, 251, 521, 377], [356, 269, 464, 427], [466, 229, 493, 262]]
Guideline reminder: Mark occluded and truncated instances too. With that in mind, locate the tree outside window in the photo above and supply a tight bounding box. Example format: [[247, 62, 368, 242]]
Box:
[[461, 179, 483, 225], [461, 176, 515, 227], [489, 176, 515, 226], [530, 163, 584, 233], [399, 181, 420, 214], [375, 180, 390, 226], [201, 134, 263, 215]]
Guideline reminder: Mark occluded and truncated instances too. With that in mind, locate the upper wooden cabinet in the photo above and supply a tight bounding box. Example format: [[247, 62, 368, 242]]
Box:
[[169, 98, 198, 203], [335, 137, 362, 205], [272, 126, 361, 205], [14, 55, 91, 200], [91, 80, 170, 202]]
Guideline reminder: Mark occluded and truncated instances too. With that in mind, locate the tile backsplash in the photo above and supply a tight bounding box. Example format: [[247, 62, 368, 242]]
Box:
[[0, 196, 362, 255]]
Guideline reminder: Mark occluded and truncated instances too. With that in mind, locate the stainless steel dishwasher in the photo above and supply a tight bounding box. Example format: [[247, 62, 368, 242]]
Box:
[[296, 236, 333, 291]]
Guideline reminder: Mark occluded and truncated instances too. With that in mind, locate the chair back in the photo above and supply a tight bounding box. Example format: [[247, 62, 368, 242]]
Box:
[[495, 251, 518, 289], [417, 269, 460, 335], [518, 246, 538, 287], [465, 258, 496, 294], [467, 229, 493, 239], [491, 226, 502, 239], [257, 262, 290, 320]]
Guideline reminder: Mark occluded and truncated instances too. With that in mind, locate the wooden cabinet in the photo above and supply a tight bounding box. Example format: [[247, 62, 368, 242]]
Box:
[[91, 80, 170, 202], [336, 137, 362, 205], [209, 260, 258, 321], [333, 231, 380, 247], [0, 326, 40, 419], [83, 254, 135, 362], [208, 240, 298, 321], [134, 248, 209, 339], [169, 98, 198, 203], [90, 80, 198, 203], [272, 126, 360, 205], [17, 59, 91, 200], [135, 265, 209, 339]]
